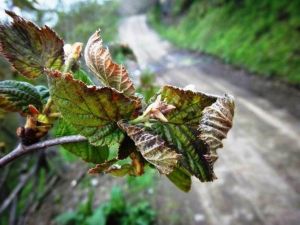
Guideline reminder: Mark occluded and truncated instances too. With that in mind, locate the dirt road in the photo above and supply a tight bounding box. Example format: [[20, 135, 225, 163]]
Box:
[[119, 15, 300, 225]]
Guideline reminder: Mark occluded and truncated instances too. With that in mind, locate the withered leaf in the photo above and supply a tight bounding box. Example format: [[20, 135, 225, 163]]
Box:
[[198, 95, 235, 164], [84, 30, 135, 97]]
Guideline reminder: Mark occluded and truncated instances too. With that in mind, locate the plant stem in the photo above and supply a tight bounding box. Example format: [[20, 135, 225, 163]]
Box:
[[0, 135, 87, 168], [42, 98, 53, 115]]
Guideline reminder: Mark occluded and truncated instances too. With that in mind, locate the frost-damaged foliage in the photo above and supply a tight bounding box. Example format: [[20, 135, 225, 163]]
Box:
[[0, 10, 64, 78], [0, 11, 235, 192]]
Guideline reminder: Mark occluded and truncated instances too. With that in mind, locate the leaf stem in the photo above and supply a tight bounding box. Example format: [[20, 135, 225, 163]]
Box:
[[42, 97, 53, 114]]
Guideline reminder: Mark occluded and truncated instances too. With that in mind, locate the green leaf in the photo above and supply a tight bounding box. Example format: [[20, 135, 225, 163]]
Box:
[[118, 121, 181, 175], [84, 30, 135, 97], [0, 80, 43, 113], [35, 85, 49, 104], [167, 167, 192, 192], [73, 69, 94, 85], [159, 85, 217, 125], [47, 70, 141, 147], [0, 11, 64, 79], [151, 122, 215, 181], [55, 119, 109, 164], [105, 164, 133, 177]]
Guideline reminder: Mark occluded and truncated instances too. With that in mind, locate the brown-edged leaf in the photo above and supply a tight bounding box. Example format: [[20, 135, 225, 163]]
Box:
[[118, 121, 181, 175], [198, 95, 235, 164], [0, 11, 64, 79], [47, 70, 141, 147], [84, 30, 135, 96], [159, 85, 217, 125]]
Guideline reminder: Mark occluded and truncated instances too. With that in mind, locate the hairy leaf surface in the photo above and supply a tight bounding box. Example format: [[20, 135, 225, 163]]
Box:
[[0, 80, 43, 113], [118, 121, 181, 175], [0, 11, 64, 78], [84, 30, 135, 96], [159, 85, 217, 125], [47, 70, 141, 147], [55, 119, 109, 164]]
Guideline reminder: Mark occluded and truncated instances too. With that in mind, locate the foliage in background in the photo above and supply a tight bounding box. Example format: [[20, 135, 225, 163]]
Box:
[[55, 186, 156, 225], [54, 0, 118, 43], [150, 0, 300, 85], [136, 71, 159, 103]]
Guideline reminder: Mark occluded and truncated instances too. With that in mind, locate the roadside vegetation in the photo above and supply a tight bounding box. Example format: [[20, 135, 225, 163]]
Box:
[[149, 0, 300, 86]]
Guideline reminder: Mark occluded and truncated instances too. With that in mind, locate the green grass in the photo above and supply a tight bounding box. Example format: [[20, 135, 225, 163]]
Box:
[[149, 0, 300, 85]]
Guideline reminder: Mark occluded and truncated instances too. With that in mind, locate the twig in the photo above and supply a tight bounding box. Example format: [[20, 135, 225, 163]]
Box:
[[9, 196, 17, 225], [0, 165, 10, 190], [31, 175, 60, 211], [0, 135, 87, 168], [0, 166, 36, 214]]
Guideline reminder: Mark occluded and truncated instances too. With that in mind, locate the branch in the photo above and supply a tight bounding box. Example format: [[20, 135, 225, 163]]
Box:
[[0, 135, 87, 168]]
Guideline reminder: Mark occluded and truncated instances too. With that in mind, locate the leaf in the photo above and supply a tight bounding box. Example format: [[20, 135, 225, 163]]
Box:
[[0, 80, 43, 113], [55, 119, 109, 164], [47, 70, 141, 147], [73, 69, 94, 85], [105, 164, 133, 177], [118, 121, 181, 175], [35, 85, 49, 104], [166, 167, 192, 192], [151, 122, 215, 181], [88, 158, 118, 174], [198, 95, 235, 163], [84, 30, 135, 96], [0, 11, 64, 79], [159, 85, 217, 125]]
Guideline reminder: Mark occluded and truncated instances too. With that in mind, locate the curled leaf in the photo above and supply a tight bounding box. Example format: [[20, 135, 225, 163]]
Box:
[[142, 95, 175, 122], [118, 121, 181, 175], [84, 30, 135, 96], [198, 95, 235, 163], [0, 11, 64, 78], [88, 159, 118, 174], [64, 42, 83, 72]]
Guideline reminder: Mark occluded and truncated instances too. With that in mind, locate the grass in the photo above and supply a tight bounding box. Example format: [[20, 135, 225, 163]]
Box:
[[149, 0, 300, 85], [55, 173, 157, 225]]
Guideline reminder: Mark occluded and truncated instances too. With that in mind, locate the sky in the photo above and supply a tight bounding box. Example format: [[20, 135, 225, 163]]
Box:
[[0, 0, 106, 24]]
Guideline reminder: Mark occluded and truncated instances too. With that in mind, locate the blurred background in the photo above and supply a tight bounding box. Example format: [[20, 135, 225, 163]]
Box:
[[0, 0, 300, 224]]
